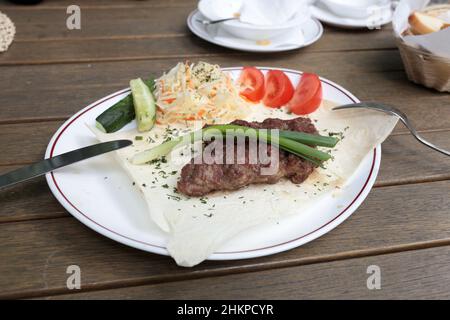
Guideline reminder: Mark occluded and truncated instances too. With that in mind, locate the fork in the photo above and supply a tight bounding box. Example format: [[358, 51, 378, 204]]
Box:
[[333, 102, 450, 157]]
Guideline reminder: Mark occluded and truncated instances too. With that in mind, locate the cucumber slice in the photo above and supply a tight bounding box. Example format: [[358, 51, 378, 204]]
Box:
[[95, 95, 135, 133], [95, 78, 155, 133], [130, 78, 156, 132]]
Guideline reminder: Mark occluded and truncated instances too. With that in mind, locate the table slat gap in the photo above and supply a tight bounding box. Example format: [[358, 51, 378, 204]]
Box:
[[375, 174, 450, 188], [0, 214, 68, 225], [13, 34, 188, 43]]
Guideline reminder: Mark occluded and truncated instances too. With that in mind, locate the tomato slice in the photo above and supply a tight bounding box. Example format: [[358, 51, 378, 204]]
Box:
[[288, 73, 322, 115], [262, 70, 294, 108], [238, 67, 265, 102]]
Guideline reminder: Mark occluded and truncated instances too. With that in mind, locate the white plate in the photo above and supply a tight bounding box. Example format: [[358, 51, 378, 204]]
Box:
[[187, 10, 323, 52], [45, 67, 380, 261], [311, 2, 393, 29]]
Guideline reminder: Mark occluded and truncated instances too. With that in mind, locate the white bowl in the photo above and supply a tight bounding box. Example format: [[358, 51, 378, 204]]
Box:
[[221, 12, 310, 41], [321, 0, 391, 19]]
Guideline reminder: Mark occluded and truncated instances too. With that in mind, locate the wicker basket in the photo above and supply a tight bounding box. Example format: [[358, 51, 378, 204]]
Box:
[[396, 4, 450, 92]]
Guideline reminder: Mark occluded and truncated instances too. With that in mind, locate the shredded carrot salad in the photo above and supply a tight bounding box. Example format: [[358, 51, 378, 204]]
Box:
[[154, 62, 250, 124]]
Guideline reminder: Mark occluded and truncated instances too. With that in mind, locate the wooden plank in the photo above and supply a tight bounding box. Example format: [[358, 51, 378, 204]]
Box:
[[0, 0, 197, 9], [1, 5, 395, 52], [2, 75, 448, 132], [1, 129, 449, 223], [0, 121, 60, 166], [0, 30, 397, 65], [0, 105, 449, 165], [44, 246, 450, 299], [0, 83, 126, 124], [1, 180, 450, 298], [0, 51, 421, 124], [0, 52, 404, 92], [0, 35, 228, 65], [0, 117, 449, 171], [1, 51, 445, 126], [376, 131, 450, 185], [4, 6, 191, 40], [0, 166, 68, 223]]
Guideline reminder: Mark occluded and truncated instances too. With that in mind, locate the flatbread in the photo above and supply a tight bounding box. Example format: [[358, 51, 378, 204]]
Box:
[[91, 101, 398, 267]]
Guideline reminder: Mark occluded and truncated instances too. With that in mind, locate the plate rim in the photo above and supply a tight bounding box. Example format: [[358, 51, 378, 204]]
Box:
[[310, 4, 393, 29], [45, 67, 379, 261], [186, 9, 324, 53]]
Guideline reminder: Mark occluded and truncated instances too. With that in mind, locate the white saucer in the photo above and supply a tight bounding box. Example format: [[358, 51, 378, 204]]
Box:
[[187, 10, 323, 53], [310, 2, 393, 29]]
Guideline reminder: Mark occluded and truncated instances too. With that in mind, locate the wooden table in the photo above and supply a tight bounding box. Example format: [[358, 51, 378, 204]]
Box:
[[1, 0, 450, 300]]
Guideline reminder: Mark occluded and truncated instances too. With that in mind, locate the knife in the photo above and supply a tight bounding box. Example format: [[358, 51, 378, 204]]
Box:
[[0, 139, 132, 189]]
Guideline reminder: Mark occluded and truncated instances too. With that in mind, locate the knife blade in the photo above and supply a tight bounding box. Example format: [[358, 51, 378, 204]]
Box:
[[0, 139, 132, 189]]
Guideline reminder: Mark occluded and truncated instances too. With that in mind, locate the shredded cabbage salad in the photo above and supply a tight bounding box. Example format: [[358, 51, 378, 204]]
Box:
[[154, 62, 250, 124]]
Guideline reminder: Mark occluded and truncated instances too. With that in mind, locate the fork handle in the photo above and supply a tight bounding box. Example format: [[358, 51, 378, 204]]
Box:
[[197, 17, 237, 25], [413, 134, 450, 157], [400, 119, 450, 157]]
